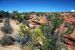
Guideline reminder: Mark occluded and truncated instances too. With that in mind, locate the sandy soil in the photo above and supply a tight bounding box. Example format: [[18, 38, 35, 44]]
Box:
[[9, 20, 20, 33], [0, 45, 21, 50], [0, 22, 4, 40]]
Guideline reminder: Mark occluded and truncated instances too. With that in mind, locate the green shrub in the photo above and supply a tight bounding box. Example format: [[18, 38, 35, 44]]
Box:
[[16, 24, 31, 48], [40, 13, 67, 50]]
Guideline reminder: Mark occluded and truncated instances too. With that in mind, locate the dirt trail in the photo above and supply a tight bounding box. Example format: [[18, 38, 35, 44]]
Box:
[[9, 20, 20, 33], [0, 22, 4, 40], [0, 45, 21, 50]]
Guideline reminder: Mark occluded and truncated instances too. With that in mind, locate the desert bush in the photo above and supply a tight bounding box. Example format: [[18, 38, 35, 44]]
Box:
[[0, 36, 15, 46], [20, 24, 29, 33], [17, 24, 44, 50], [16, 33, 30, 45], [15, 24, 31, 49], [1, 18, 13, 34], [30, 28, 43, 43]]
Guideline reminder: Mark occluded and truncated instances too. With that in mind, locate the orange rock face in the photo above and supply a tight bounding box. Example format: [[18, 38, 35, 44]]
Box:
[[28, 15, 48, 28], [63, 15, 75, 24], [38, 16, 48, 24]]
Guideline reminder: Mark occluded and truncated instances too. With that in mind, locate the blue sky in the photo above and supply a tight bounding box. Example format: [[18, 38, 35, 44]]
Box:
[[0, 0, 75, 12]]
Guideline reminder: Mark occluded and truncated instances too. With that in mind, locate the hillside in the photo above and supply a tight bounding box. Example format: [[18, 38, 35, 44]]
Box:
[[0, 11, 75, 50]]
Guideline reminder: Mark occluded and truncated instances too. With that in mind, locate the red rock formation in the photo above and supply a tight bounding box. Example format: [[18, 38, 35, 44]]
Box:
[[28, 15, 48, 28], [63, 28, 75, 50], [56, 23, 75, 50], [63, 15, 75, 24]]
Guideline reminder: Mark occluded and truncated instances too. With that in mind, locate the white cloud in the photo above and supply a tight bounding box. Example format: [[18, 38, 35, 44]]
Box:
[[71, 10, 75, 12]]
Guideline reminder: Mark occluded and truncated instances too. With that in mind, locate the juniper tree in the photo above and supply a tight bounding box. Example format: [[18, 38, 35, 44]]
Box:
[[40, 12, 68, 50]]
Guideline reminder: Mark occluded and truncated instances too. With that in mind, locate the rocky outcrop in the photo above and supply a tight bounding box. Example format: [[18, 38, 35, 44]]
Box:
[[38, 16, 48, 24], [63, 15, 75, 24], [28, 15, 48, 29], [54, 22, 75, 50]]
